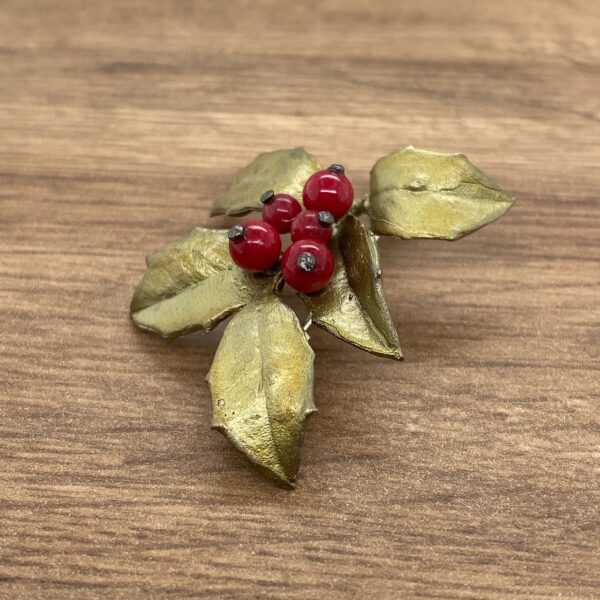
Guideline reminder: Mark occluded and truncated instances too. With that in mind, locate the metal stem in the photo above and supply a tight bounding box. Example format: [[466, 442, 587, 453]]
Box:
[[349, 194, 369, 216]]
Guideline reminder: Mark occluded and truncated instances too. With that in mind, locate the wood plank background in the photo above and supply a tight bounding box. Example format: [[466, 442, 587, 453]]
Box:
[[1, 1, 599, 598]]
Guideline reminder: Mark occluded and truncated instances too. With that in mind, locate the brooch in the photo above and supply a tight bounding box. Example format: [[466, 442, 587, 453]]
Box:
[[130, 147, 514, 486]]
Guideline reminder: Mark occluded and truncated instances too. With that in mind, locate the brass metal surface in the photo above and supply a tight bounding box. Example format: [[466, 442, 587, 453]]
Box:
[[301, 216, 401, 359], [131, 227, 231, 313], [132, 269, 277, 338], [207, 296, 315, 487], [368, 146, 514, 240], [211, 147, 321, 216], [130, 227, 277, 338]]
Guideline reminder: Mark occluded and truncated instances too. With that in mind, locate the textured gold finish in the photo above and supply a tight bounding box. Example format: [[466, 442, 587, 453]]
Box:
[[129, 147, 515, 487], [368, 146, 515, 240], [211, 147, 321, 216], [131, 227, 231, 313], [207, 296, 315, 487], [301, 216, 401, 360], [130, 227, 277, 338]]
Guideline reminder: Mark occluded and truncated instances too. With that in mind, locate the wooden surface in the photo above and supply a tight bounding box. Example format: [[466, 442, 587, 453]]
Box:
[[1, 1, 599, 598]]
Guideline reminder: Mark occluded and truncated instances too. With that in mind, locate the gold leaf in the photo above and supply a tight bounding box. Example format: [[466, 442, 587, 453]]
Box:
[[207, 296, 315, 487], [211, 147, 321, 216], [131, 227, 231, 313], [368, 146, 515, 240], [130, 227, 276, 338], [301, 215, 402, 360]]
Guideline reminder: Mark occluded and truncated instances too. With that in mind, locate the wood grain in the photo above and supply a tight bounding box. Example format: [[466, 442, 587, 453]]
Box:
[[1, 1, 599, 598]]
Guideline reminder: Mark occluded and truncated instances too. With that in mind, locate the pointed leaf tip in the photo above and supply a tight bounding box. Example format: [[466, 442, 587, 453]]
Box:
[[301, 215, 401, 359], [368, 147, 515, 240], [207, 296, 315, 486]]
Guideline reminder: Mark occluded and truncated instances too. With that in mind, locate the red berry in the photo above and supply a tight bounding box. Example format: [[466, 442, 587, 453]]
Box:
[[303, 164, 354, 219], [290, 210, 335, 244], [260, 190, 302, 233], [281, 240, 335, 293], [228, 220, 281, 272]]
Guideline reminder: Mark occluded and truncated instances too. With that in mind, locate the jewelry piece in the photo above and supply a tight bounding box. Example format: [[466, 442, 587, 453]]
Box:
[[130, 146, 514, 487]]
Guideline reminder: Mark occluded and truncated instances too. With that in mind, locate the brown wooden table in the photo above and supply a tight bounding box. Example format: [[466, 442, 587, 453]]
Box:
[[1, 1, 599, 598]]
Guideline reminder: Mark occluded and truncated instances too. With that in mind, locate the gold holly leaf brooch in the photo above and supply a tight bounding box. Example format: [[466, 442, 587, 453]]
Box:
[[130, 146, 515, 487]]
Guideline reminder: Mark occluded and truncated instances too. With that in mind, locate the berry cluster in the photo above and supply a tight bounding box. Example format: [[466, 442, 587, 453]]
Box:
[[228, 164, 354, 293]]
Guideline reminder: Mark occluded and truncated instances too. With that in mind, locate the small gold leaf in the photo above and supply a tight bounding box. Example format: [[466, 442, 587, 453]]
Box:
[[207, 296, 315, 486], [368, 146, 515, 240], [130, 227, 276, 338], [211, 147, 321, 216], [301, 215, 401, 360]]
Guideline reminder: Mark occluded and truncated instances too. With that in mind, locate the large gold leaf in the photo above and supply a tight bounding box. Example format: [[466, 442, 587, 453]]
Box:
[[207, 296, 315, 486], [211, 147, 321, 216], [130, 227, 276, 338], [368, 146, 515, 240], [301, 216, 402, 360]]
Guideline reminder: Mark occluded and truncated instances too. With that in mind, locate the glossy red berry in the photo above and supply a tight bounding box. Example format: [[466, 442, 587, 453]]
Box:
[[281, 240, 335, 293], [290, 210, 335, 244], [228, 220, 281, 272], [260, 190, 302, 233], [303, 164, 354, 219]]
